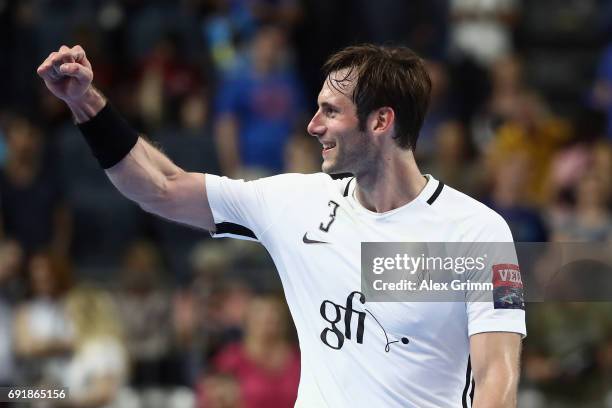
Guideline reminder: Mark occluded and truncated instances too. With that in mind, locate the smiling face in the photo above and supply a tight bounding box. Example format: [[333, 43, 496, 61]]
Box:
[[307, 70, 375, 175]]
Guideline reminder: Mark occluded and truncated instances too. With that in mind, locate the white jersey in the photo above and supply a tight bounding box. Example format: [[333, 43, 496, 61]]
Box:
[[206, 173, 526, 408]]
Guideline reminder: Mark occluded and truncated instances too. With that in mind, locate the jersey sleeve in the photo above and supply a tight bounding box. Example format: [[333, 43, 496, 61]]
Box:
[[465, 213, 526, 338], [205, 173, 295, 241]]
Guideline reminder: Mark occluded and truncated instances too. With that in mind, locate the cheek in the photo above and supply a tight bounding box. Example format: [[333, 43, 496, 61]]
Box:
[[330, 119, 358, 139]]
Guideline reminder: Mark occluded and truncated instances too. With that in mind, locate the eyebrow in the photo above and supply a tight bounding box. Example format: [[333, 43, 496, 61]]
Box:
[[319, 101, 339, 111]]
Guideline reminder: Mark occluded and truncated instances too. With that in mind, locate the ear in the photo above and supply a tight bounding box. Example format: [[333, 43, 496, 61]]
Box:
[[369, 107, 395, 134]]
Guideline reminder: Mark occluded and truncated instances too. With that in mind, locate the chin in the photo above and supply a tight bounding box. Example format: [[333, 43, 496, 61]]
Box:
[[321, 161, 336, 174], [322, 161, 348, 175]]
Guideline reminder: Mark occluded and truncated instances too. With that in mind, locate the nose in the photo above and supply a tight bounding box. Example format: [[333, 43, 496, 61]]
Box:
[[307, 111, 326, 138]]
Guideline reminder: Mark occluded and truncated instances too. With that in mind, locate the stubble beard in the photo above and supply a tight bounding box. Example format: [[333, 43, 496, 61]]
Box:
[[322, 130, 372, 175]]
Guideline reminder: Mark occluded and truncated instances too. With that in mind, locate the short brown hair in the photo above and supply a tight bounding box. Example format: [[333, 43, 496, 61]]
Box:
[[323, 44, 431, 150]]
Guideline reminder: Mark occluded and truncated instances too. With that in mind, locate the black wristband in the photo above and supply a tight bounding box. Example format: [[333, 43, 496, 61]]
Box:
[[77, 103, 139, 169]]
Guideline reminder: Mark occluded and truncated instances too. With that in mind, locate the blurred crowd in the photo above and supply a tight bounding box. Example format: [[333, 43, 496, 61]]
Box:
[[0, 0, 611, 407]]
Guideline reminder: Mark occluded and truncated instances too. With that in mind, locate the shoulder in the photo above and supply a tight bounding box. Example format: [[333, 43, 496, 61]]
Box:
[[249, 172, 336, 195], [433, 182, 513, 241], [327, 174, 355, 196]]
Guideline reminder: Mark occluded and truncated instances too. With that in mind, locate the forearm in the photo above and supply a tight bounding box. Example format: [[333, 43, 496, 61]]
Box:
[[470, 332, 521, 408], [40, 47, 213, 229], [105, 138, 183, 208], [472, 374, 518, 408], [63, 86, 183, 209]]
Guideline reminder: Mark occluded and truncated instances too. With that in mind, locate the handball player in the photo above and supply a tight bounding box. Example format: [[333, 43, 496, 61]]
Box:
[[37, 44, 525, 407]]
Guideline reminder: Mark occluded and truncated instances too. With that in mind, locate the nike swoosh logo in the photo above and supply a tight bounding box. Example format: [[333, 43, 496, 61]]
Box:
[[302, 233, 329, 244]]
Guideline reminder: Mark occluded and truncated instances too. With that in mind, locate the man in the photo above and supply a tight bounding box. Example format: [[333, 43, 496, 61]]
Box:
[[37, 44, 525, 407]]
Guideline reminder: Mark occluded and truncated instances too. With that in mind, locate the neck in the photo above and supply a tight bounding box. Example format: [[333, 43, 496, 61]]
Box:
[[354, 149, 426, 213]]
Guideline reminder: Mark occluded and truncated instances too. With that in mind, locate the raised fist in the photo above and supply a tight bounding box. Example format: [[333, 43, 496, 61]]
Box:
[[36, 45, 94, 103]]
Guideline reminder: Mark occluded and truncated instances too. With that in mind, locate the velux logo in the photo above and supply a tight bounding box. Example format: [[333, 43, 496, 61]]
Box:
[[492, 264, 524, 310], [493, 264, 523, 287]]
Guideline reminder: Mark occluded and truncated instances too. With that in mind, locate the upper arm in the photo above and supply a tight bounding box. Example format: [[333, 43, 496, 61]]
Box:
[[105, 138, 215, 231], [141, 171, 215, 231], [106, 136, 300, 238], [150, 172, 294, 240]]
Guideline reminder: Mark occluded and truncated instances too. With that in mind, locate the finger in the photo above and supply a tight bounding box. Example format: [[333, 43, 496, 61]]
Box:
[[37, 51, 68, 80], [37, 57, 59, 80], [38, 52, 57, 71], [70, 45, 86, 63], [51, 52, 74, 67], [59, 62, 93, 82], [38, 64, 62, 82], [72, 45, 92, 70], [55, 46, 84, 65], [55, 46, 74, 66]]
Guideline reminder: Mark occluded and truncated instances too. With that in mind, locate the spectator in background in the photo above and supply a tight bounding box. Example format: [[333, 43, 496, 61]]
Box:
[[472, 54, 526, 150], [547, 112, 609, 226], [484, 150, 548, 242], [115, 240, 175, 389], [151, 92, 220, 282], [62, 286, 128, 408], [202, 0, 302, 74], [13, 251, 74, 386], [197, 372, 242, 408], [0, 240, 23, 387], [552, 172, 611, 242], [177, 277, 254, 385], [173, 242, 252, 386], [420, 121, 483, 198], [0, 298, 13, 388], [484, 90, 571, 205], [137, 33, 204, 132], [210, 294, 299, 408], [416, 61, 456, 160], [0, 240, 25, 304], [215, 25, 305, 177], [284, 132, 321, 174], [591, 43, 612, 139], [55, 121, 145, 273], [0, 114, 72, 257], [449, 0, 521, 68], [597, 331, 612, 405], [523, 303, 612, 405]]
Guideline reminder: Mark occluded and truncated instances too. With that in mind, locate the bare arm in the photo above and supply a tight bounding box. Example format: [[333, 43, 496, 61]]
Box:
[[106, 138, 214, 230], [470, 332, 522, 408], [37, 45, 215, 230]]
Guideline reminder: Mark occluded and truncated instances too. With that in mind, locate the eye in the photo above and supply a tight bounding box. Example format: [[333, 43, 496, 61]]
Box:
[[324, 106, 337, 117]]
